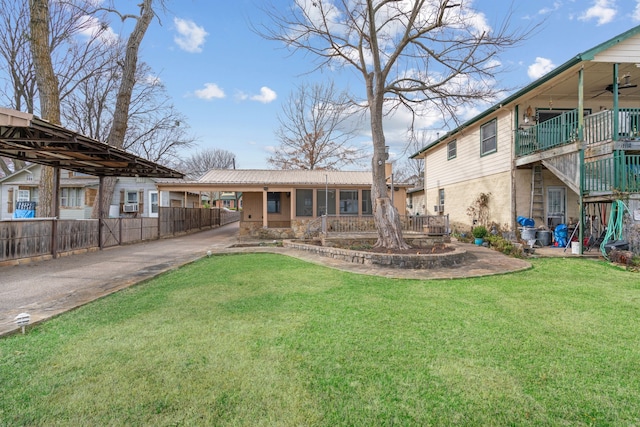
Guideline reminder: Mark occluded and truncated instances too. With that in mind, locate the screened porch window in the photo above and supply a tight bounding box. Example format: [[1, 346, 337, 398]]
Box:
[[361, 190, 372, 215], [339, 190, 359, 215], [296, 189, 313, 216], [317, 189, 336, 215]]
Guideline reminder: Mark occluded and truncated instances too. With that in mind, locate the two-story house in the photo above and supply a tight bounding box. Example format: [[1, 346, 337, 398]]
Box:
[[412, 25, 640, 252]]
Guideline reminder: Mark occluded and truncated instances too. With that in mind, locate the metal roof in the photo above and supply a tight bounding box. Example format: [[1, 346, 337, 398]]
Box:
[[198, 169, 375, 186], [0, 108, 183, 179]]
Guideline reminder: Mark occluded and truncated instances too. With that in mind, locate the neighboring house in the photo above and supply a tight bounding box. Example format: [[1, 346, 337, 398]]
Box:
[[412, 25, 640, 245], [156, 167, 408, 239], [406, 186, 426, 216], [0, 165, 199, 220], [212, 191, 242, 210]]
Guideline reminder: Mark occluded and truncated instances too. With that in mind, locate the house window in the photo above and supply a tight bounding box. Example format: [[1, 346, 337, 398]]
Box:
[[267, 192, 280, 213], [149, 191, 159, 217], [480, 119, 497, 156], [126, 190, 138, 204], [17, 189, 30, 202], [447, 140, 457, 160], [296, 189, 313, 217], [339, 190, 359, 215], [362, 190, 372, 215], [60, 188, 82, 207], [317, 189, 336, 215], [439, 189, 445, 206]]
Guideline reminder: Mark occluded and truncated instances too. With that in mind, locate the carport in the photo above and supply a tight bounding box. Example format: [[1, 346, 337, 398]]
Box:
[[0, 107, 183, 254]]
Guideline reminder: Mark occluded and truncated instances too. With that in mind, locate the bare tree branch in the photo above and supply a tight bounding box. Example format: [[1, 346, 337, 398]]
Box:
[[268, 81, 365, 170]]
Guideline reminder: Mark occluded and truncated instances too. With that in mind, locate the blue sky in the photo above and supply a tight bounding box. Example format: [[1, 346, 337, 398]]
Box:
[[110, 0, 640, 169]]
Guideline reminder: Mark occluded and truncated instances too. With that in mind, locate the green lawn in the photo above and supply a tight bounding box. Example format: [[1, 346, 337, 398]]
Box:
[[1, 253, 639, 426]]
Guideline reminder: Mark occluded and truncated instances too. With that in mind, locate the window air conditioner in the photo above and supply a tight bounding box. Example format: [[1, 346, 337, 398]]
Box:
[[123, 203, 138, 213]]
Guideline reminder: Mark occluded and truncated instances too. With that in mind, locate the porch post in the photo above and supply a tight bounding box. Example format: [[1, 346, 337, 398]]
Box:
[[613, 63, 619, 141], [98, 175, 104, 250], [262, 187, 268, 228], [51, 167, 60, 259], [578, 67, 585, 255]]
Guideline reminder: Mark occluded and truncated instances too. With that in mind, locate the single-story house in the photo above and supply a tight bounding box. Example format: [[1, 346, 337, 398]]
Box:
[[0, 164, 200, 220], [411, 24, 640, 251], [157, 166, 409, 239]]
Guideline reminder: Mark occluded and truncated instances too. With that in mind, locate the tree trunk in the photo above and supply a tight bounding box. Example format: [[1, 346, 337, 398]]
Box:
[[368, 74, 409, 250], [29, 0, 60, 218], [92, 0, 154, 218]]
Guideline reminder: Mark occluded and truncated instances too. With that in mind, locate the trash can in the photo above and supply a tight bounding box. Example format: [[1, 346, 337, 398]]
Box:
[[536, 230, 552, 246], [521, 227, 537, 241]]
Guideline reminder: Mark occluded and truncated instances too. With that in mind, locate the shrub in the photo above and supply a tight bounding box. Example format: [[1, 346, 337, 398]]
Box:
[[472, 226, 488, 239]]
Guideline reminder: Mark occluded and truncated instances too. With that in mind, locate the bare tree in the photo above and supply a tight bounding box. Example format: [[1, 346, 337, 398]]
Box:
[[2, 0, 112, 176], [268, 81, 364, 170], [176, 148, 237, 207], [62, 60, 195, 166], [261, 0, 530, 248], [92, 0, 157, 219], [393, 129, 432, 186], [177, 148, 237, 180], [29, 0, 62, 217]]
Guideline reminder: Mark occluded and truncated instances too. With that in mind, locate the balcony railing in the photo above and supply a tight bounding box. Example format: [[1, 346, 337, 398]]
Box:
[[516, 109, 580, 156], [584, 108, 640, 144], [583, 153, 640, 193]]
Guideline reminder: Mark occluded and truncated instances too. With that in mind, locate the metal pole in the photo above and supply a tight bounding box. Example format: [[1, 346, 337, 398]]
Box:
[[324, 174, 328, 233]]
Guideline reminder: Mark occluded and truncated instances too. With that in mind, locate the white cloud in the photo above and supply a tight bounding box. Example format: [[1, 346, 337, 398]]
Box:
[[194, 83, 225, 100], [144, 75, 162, 86], [634, 0, 640, 21], [77, 15, 118, 44], [579, 0, 617, 25], [528, 57, 556, 80], [538, 1, 562, 16], [173, 17, 208, 53], [250, 87, 277, 104]]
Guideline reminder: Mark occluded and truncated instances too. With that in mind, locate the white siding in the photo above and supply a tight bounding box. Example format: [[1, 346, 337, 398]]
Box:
[[593, 36, 640, 63], [425, 110, 513, 190]]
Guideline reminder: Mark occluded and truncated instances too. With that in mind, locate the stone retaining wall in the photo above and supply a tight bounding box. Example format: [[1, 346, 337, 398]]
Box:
[[283, 240, 467, 269]]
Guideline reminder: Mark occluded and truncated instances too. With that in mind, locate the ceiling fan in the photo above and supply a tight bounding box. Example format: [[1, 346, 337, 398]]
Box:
[[592, 74, 638, 98]]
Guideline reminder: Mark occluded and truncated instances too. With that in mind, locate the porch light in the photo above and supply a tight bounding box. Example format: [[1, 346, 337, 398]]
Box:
[[15, 312, 30, 334]]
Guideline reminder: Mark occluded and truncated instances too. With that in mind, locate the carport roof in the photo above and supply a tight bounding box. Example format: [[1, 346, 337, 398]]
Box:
[[0, 108, 183, 178]]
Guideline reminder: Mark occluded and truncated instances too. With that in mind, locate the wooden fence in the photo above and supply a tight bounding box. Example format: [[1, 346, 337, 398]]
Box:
[[0, 208, 240, 263]]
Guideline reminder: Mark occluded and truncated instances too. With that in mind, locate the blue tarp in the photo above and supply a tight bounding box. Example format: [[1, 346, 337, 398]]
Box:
[[554, 224, 568, 247], [13, 201, 36, 219], [517, 216, 535, 227]]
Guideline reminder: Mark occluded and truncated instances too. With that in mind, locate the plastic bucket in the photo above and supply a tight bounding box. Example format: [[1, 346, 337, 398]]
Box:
[[521, 227, 537, 241], [571, 241, 580, 254]]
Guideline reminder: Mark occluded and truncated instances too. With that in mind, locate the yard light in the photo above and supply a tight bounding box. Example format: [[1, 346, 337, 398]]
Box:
[[15, 312, 30, 334]]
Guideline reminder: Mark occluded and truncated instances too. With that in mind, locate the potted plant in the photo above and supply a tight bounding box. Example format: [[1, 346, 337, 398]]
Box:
[[472, 225, 488, 245]]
